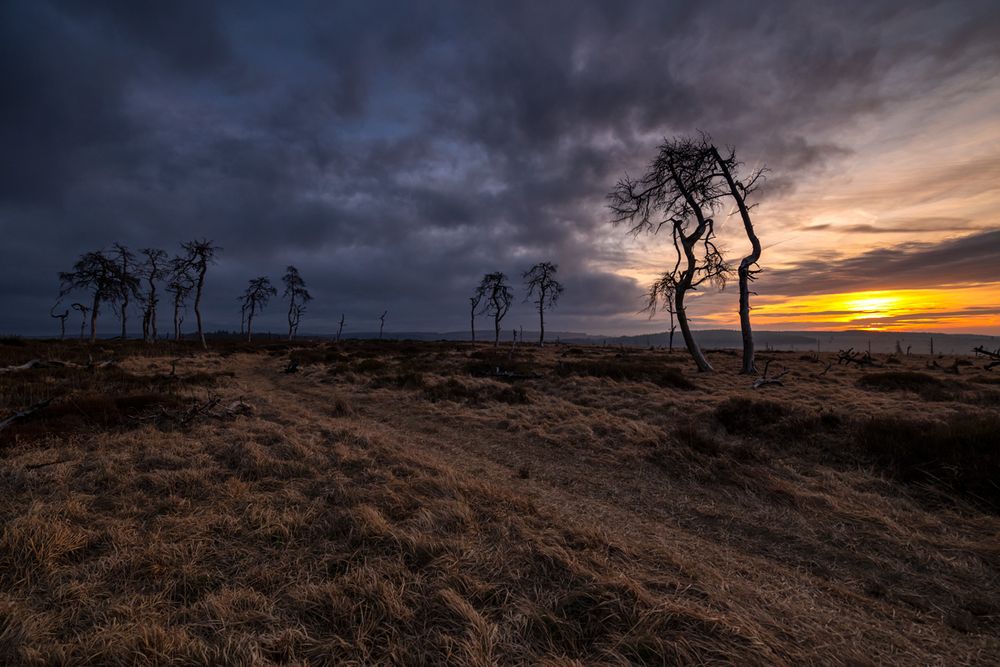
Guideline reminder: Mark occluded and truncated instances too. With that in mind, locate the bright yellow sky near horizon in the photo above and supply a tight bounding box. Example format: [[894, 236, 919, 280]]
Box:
[[615, 74, 1000, 335]]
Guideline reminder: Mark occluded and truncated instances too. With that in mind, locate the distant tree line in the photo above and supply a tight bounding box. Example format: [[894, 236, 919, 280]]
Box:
[[54, 134, 765, 371], [58, 239, 220, 348], [471, 262, 564, 348]]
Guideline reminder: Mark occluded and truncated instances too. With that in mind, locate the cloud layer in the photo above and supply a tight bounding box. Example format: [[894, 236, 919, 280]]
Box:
[[2, 0, 999, 335]]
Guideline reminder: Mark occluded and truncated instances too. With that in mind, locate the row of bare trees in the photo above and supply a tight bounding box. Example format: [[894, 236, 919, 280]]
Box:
[[237, 267, 313, 342], [471, 262, 564, 347], [58, 240, 219, 347], [609, 134, 764, 373]]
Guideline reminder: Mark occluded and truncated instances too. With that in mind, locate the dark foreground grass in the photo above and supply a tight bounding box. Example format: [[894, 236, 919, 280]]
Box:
[[855, 412, 1000, 510], [1, 342, 998, 664]]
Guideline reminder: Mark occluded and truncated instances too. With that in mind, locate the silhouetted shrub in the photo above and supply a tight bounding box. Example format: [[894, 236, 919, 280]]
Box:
[[854, 413, 1000, 510], [857, 372, 942, 392], [555, 359, 693, 390], [714, 397, 786, 435], [424, 378, 528, 405]]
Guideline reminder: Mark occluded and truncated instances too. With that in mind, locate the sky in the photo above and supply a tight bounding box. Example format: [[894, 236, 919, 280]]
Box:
[[2, 0, 999, 337]]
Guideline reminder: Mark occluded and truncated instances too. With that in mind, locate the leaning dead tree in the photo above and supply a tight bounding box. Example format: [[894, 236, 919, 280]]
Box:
[[59, 250, 126, 343], [378, 310, 388, 340], [523, 262, 563, 346], [609, 136, 732, 372], [239, 276, 276, 342], [139, 248, 168, 343], [710, 142, 765, 374], [50, 302, 69, 340], [475, 272, 513, 348], [282, 265, 312, 340], [181, 239, 221, 349]]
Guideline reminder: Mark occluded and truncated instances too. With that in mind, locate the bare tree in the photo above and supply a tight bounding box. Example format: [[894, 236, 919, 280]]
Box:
[[50, 302, 69, 340], [282, 266, 312, 340], [523, 262, 563, 346], [166, 255, 195, 342], [71, 303, 89, 340], [138, 248, 168, 343], [378, 310, 388, 340], [239, 298, 248, 337], [709, 144, 765, 374], [181, 239, 221, 349], [239, 276, 276, 342], [644, 272, 678, 352], [475, 272, 513, 348], [469, 295, 481, 343], [609, 136, 731, 372], [59, 250, 121, 343], [109, 244, 140, 340]]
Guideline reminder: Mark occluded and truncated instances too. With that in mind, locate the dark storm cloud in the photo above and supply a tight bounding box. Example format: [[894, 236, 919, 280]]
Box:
[[762, 229, 1000, 296], [2, 0, 999, 335]]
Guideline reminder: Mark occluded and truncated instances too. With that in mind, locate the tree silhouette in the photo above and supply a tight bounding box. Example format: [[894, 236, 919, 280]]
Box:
[[475, 272, 513, 348], [71, 303, 89, 340], [644, 272, 678, 352], [239, 276, 276, 342], [166, 255, 195, 342], [50, 302, 69, 340], [282, 266, 312, 340], [609, 136, 731, 372], [469, 294, 482, 343], [523, 262, 563, 346], [709, 143, 765, 374], [109, 244, 140, 340], [59, 250, 122, 342], [139, 248, 168, 343], [181, 239, 221, 349]]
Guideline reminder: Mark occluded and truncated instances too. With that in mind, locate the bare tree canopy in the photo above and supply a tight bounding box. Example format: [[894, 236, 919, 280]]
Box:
[[59, 250, 131, 343], [523, 262, 563, 346], [282, 265, 312, 340], [239, 276, 276, 342], [181, 239, 221, 349], [608, 135, 732, 372], [475, 272, 513, 347]]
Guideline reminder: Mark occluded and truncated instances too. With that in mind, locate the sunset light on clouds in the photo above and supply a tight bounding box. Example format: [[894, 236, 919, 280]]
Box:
[[1, 1, 998, 336]]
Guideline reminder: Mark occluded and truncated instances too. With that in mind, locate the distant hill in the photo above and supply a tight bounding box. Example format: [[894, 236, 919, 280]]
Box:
[[304, 328, 999, 355]]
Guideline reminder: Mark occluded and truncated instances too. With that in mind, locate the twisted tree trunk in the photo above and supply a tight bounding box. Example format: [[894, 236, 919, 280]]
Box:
[[711, 146, 762, 374]]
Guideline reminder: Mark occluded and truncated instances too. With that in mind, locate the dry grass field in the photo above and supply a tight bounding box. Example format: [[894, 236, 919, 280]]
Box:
[[1, 337, 999, 665]]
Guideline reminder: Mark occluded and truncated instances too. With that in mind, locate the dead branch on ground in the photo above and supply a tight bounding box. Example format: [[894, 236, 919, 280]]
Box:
[[0, 399, 52, 432], [752, 359, 789, 389]]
